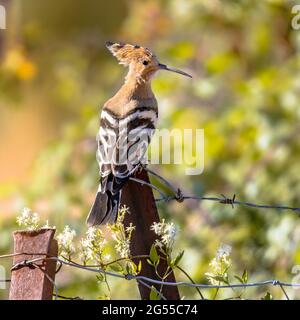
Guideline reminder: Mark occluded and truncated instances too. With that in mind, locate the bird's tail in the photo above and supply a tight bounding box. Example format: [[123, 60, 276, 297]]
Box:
[[86, 174, 125, 226], [86, 190, 121, 226]]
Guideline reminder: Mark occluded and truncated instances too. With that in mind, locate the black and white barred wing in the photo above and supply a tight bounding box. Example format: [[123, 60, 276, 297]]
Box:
[[98, 107, 157, 180], [87, 107, 157, 226], [115, 108, 157, 177]]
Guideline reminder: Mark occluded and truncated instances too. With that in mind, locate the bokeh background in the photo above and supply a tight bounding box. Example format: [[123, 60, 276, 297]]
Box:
[[1, 0, 300, 299]]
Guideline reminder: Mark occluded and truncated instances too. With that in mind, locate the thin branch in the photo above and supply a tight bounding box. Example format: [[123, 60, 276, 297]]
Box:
[[176, 265, 204, 299]]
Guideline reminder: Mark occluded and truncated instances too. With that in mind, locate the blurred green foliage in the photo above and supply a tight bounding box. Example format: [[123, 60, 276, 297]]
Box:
[[1, 0, 300, 299]]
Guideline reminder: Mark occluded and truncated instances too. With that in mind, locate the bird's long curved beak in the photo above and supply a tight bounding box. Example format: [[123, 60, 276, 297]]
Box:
[[158, 63, 192, 78]]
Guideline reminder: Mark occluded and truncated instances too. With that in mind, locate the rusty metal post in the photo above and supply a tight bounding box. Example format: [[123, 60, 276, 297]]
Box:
[[9, 228, 58, 300], [122, 169, 180, 300]]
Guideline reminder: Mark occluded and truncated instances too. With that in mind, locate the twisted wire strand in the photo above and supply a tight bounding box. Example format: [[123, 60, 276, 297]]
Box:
[[2, 255, 298, 295]]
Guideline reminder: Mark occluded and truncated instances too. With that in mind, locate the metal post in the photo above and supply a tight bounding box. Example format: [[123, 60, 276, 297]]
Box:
[[9, 228, 58, 300], [122, 169, 180, 300]]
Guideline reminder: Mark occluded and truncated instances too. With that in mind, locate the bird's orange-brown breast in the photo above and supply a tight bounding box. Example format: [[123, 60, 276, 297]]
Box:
[[103, 74, 157, 118]]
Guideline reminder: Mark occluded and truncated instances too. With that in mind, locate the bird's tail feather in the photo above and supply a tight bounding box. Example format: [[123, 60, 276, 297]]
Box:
[[86, 189, 121, 226], [87, 173, 126, 226]]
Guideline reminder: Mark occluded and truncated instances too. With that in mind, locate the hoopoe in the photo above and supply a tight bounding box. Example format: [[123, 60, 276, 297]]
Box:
[[87, 41, 192, 226]]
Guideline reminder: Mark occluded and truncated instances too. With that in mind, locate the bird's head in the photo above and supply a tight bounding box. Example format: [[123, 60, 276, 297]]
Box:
[[106, 41, 192, 84]]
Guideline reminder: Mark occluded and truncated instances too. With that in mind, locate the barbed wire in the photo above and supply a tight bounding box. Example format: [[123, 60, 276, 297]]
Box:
[[2, 169, 300, 300], [1, 253, 298, 300], [137, 167, 300, 214]]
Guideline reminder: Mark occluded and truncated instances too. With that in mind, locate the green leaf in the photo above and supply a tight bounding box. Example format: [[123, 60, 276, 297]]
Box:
[[150, 244, 159, 263], [234, 275, 244, 284], [150, 286, 160, 300], [242, 270, 248, 284], [171, 250, 184, 268], [147, 259, 154, 266], [109, 263, 123, 273], [137, 260, 142, 273], [159, 247, 167, 256], [96, 273, 104, 282], [234, 270, 248, 284], [167, 255, 172, 267], [210, 275, 229, 284], [130, 261, 137, 274], [126, 262, 137, 275], [262, 292, 273, 300]]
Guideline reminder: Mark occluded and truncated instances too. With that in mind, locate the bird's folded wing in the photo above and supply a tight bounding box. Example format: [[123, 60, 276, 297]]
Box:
[[97, 106, 158, 184]]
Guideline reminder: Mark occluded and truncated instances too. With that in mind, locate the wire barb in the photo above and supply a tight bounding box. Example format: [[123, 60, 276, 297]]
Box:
[[220, 194, 236, 209], [141, 169, 300, 214], [175, 188, 184, 203], [11, 259, 36, 271]]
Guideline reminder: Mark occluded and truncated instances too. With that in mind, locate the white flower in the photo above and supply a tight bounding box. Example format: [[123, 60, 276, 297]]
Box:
[[57, 226, 76, 260], [126, 224, 135, 234], [117, 205, 129, 224], [150, 219, 179, 251], [216, 244, 232, 259], [107, 207, 134, 259], [86, 226, 98, 239], [78, 227, 107, 264], [114, 238, 131, 259], [154, 239, 164, 250], [151, 221, 164, 235], [205, 244, 232, 285], [103, 254, 111, 263], [162, 222, 178, 245], [17, 207, 40, 230]]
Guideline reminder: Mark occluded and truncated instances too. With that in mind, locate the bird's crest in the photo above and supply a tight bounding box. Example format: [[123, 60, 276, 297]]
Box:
[[106, 41, 155, 66]]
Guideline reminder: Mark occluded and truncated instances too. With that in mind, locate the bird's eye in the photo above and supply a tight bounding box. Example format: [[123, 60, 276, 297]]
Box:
[[142, 60, 149, 66]]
